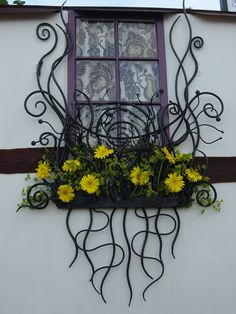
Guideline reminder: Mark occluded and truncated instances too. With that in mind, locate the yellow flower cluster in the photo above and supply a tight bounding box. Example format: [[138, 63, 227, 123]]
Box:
[[34, 144, 205, 204], [164, 168, 202, 193], [36, 162, 51, 179], [57, 184, 75, 203], [161, 147, 176, 164], [94, 144, 114, 159], [57, 144, 113, 201], [57, 174, 100, 203], [130, 166, 151, 186], [186, 168, 203, 182], [127, 146, 204, 194], [80, 174, 100, 194], [164, 173, 185, 193], [62, 159, 81, 173]]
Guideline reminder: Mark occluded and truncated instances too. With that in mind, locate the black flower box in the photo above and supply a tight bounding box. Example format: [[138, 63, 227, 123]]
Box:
[[54, 194, 192, 209]]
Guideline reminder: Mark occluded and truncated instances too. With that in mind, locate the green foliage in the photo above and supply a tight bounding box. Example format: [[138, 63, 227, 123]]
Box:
[[200, 199, 223, 215], [213, 199, 223, 213], [0, 0, 8, 5], [18, 143, 222, 212]]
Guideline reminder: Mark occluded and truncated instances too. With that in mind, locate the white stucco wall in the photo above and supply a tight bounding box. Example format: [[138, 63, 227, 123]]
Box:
[[0, 10, 236, 314], [0, 12, 67, 149], [164, 13, 236, 156]]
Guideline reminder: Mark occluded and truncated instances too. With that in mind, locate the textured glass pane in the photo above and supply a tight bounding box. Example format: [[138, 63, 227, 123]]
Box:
[[119, 22, 157, 58], [76, 19, 115, 57], [76, 61, 116, 101], [120, 61, 159, 102]]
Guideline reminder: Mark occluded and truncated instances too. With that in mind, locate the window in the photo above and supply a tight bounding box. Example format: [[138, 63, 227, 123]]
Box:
[[68, 10, 168, 146]]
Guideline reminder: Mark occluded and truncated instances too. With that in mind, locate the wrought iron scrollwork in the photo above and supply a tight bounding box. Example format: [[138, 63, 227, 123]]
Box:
[[19, 1, 224, 305], [23, 8, 72, 165], [73, 90, 162, 150], [65, 207, 180, 305]]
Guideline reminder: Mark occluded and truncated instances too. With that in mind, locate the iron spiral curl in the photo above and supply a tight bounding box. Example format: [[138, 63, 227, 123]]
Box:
[[17, 181, 51, 211]]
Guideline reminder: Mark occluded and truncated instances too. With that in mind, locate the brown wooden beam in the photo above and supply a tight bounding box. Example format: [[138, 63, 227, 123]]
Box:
[[0, 148, 236, 183], [0, 147, 45, 174], [202, 156, 236, 183]]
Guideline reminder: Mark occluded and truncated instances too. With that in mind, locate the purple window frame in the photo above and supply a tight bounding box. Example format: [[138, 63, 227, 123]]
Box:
[[67, 9, 169, 128]]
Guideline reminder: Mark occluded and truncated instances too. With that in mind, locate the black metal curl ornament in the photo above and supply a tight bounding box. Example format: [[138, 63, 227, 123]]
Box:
[[18, 1, 224, 306]]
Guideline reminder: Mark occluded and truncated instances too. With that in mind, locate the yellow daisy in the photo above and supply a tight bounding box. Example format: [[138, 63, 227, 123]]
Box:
[[186, 168, 202, 182], [36, 161, 51, 179], [80, 174, 100, 194], [161, 147, 176, 164], [164, 173, 185, 193], [130, 166, 141, 185], [62, 159, 81, 173], [139, 171, 151, 186], [94, 144, 114, 159], [57, 184, 75, 203], [130, 166, 151, 186]]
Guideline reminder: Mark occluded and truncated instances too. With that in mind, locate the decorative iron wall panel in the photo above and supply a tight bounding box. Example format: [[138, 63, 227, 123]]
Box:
[[18, 2, 224, 305]]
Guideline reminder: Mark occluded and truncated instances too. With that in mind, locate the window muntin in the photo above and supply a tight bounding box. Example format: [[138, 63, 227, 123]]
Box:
[[75, 17, 160, 103]]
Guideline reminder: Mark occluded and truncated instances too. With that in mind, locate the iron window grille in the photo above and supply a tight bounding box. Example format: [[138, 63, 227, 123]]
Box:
[[19, 5, 224, 305]]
